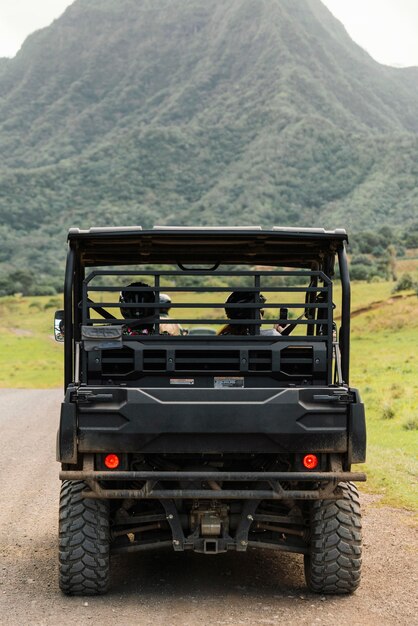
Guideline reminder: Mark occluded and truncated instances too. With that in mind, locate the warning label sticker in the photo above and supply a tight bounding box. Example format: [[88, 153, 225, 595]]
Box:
[[214, 377, 245, 388], [170, 378, 195, 385]]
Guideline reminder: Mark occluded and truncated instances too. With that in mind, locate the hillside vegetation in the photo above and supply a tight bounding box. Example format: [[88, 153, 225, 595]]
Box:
[[1, 0, 418, 289]]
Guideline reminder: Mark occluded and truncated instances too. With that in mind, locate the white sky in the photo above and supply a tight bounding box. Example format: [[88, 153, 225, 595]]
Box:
[[0, 0, 73, 58], [0, 0, 418, 67], [322, 0, 418, 67]]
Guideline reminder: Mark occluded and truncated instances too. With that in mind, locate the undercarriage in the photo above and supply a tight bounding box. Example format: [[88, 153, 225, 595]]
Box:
[[61, 452, 365, 556]]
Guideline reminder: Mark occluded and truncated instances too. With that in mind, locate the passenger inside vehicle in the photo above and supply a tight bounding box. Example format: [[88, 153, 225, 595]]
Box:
[[218, 291, 283, 336]]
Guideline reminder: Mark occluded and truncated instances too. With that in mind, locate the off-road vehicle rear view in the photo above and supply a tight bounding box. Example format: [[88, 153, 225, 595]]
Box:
[[56, 226, 366, 595]]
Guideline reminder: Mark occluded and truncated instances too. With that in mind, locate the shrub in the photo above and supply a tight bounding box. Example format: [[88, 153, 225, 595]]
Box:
[[351, 254, 373, 266], [381, 403, 395, 420], [392, 273, 415, 293], [44, 297, 62, 310], [390, 384, 403, 399], [350, 264, 371, 281], [402, 418, 418, 431], [32, 285, 57, 296]]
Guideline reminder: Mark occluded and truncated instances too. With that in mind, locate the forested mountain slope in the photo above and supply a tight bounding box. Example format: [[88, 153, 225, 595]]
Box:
[[0, 0, 418, 290]]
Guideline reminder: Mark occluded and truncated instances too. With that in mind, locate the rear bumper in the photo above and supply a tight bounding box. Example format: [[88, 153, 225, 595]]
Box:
[[59, 468, 367, 500]]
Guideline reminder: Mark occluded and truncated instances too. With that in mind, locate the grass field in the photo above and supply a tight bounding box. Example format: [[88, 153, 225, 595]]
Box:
[[350, 295, 418, 511], [0, 295, 63, 388], [0, 282, 417, 511]]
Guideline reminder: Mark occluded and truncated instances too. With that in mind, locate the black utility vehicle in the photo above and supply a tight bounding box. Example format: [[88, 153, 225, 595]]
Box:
[[56, 226, 366, 596]]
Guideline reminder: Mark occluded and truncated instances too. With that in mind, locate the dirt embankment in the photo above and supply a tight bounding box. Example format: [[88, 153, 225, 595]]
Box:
[[336, 292, 416, 320]]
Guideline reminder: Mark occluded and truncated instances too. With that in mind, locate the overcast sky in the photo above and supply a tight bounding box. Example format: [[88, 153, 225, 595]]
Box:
[[0, 0, 418, 67], [322, 0, 418, 67]]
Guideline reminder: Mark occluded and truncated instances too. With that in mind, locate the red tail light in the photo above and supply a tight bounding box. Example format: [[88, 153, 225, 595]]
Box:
[[104, 453, 120, 469], [302, 454, 319, 470]]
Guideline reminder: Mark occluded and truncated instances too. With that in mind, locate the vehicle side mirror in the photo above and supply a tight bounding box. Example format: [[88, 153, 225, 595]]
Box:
[[54, 310, 65, 342]]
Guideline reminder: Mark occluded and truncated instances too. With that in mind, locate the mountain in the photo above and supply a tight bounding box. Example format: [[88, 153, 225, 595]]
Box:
[[0, 0, 418, 291]]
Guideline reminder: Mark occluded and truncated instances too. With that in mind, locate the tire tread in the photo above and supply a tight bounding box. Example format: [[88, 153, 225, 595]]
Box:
[[305, 482, 362, 594], [59, 480, 110, 595]]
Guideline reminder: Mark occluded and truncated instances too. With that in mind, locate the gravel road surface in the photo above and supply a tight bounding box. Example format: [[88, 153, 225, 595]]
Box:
[[0, 389, 416, 626]]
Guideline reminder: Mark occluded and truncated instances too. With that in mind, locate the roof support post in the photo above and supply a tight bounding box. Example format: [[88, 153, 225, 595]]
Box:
[[64, 244, 75, 390], [338, 243, 350, 384]]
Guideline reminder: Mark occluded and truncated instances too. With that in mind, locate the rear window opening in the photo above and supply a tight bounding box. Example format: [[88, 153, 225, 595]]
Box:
[[82, 266, 332, 338]]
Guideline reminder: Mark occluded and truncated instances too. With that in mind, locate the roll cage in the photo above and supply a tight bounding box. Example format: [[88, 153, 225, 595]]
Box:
[[63, 227, 350, 390]]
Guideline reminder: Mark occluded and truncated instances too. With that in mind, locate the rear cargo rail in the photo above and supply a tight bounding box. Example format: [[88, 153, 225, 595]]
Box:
[[78, 269, 336, 387]]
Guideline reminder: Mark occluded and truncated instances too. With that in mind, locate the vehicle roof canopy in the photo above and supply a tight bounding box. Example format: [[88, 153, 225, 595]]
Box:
[[68, 226, 348, 268]]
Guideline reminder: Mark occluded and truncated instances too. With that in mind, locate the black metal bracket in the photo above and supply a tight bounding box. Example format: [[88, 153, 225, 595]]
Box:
[[235, 500, 261, 552], [161, 500, 185, 551]]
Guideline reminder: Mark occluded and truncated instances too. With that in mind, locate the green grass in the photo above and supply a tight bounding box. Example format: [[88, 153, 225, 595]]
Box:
[[350, 296, 418, 512], [0, 295, 63, 387], [0, 284, 417, 511], [333, 279, 403, 319]]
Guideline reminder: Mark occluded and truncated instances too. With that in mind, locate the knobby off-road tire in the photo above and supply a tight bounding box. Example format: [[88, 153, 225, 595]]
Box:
[[304, 482, 362, 594], [59, 480, 110, 595]]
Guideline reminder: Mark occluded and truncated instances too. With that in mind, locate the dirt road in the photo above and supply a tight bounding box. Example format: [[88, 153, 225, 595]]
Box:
[[0, 389, 416, 626]]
